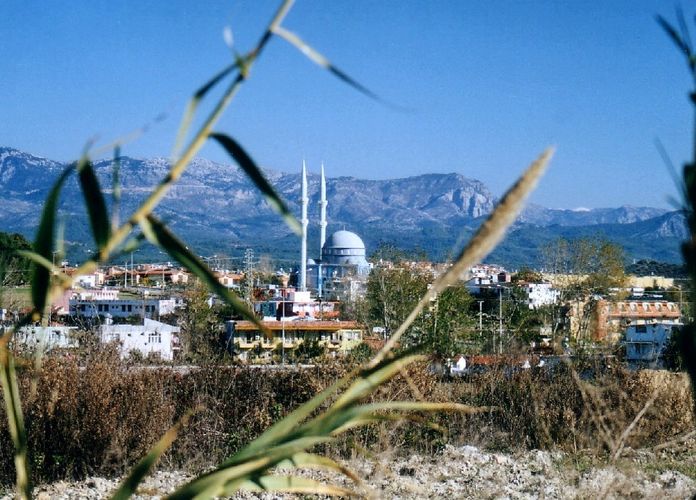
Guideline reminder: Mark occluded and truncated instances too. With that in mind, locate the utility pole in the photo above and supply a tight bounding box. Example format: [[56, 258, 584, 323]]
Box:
[[478, 300, 484, 336], [498, 287, 503, 355], [131, 251, 134, 287], [244, 248, 255, 300]]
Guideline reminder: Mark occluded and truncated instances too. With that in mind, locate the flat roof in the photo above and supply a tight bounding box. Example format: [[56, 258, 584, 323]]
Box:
[[233, 320, 362, 332]]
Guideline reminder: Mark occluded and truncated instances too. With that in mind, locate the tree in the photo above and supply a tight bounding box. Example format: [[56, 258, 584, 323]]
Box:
[[369, 243, 427, 264], [0, 232, 31, 287], [365, 266, 431, 339], [292, 338, 326, 363], [542, 237, 626, 297], [0, 232, 32, 318], [427, 285, 476, 357], [177, 280, 227, 360], [542, 237, 627, 341], [512, 267, 544, 283], [365, 266, 474, 357]]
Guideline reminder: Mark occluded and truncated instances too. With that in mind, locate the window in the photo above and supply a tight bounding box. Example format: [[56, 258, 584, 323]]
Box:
[[127, 305, 133, 312], [635, 325, 647, 333], [148, 331, 161, 344]]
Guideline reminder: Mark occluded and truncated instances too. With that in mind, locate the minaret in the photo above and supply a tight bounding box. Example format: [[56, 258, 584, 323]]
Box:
[[318, 163, 328, 299], [319, 163, 328, 255], [299, 161, 308, 292]]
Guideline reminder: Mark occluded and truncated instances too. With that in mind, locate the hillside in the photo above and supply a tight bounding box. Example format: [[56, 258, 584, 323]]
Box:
[[0, 147, 685, 267]]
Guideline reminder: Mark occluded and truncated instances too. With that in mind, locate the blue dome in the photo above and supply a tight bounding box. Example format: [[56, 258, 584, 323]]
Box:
[[323, 230, 365, 251], [322, 230, 369, 268]]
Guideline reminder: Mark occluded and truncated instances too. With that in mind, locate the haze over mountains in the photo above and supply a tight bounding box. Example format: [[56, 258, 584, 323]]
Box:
[[0, 147, 686, 267]]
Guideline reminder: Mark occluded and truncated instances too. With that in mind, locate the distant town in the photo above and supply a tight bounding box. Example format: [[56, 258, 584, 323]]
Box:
[[0, 163, 685, 372]]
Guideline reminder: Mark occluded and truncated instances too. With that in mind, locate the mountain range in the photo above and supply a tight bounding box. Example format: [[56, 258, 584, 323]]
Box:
[[0, 147, 687, 268]]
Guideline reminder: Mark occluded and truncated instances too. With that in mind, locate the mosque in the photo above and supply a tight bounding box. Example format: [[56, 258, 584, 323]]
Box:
[[297, 162, 371, 299]]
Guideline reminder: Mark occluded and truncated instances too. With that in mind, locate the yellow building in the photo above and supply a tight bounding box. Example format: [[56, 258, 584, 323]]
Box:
[[226, 320, 363, 361]]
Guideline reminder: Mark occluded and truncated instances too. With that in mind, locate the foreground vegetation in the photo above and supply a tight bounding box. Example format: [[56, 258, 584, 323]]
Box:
[[0, 351, 691, 487]]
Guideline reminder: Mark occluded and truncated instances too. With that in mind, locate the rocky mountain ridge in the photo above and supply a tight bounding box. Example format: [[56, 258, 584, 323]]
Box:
[[0, 147, 686, 266]]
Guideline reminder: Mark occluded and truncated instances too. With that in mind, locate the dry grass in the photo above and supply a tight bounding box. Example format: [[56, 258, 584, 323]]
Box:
[[0, 352, 691, 489]]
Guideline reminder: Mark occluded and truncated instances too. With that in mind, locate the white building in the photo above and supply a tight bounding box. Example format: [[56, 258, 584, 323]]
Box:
[[625, 321, 681, 365], [100, 318, 180, 361], [522, 282, 559, 309], [74, 270, 105, 288], [12, 325, 79, 353], [69, 296, 178, 319], [73, 289, 120, 301]]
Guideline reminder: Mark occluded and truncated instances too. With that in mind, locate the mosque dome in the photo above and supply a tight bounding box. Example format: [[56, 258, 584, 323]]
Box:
[[322, 230, 369, 267], [324, 230, 365, 251]]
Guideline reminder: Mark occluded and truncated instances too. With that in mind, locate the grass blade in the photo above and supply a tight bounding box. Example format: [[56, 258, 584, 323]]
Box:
[[333, 354, 423, 410], [102, 2, 296, 260], [370, 148, 554, 367], [77, 156, 111, 252], [0, 347, 30, 499], [167, 455, 281, 500], [676, 6, 694, 65], [209, 132, 300, 234], [272, 26, 382, 103], [31, 165, 74, 318], [112, 146, 122, 232], [170, 437, 334, 499], [342, 400, 491, 417], [17, 250, 70, 287], [111, 411, 195, 500], [228, 372, 354, 464], [233, 475, 354, 496], [657, 15, 691, 58], [275, 452, 360, 482], [139, 215, 265, 331], [679, 323, 696, 403], [235, 355, 422, 465], [320, 400, 488, 437], [172, 62, 240, 159]]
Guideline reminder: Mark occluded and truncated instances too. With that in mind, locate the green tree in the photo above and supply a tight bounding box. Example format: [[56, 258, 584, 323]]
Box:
[[369, 243, 427, 264], [292, 338, 326, 363], [427, 285, 475, 357], [177, 280, 226, 360], [365, 266, 431, 338], [365, 266, 474, 357], [0, 232, 32, 287], [502, 288, 555, 349]]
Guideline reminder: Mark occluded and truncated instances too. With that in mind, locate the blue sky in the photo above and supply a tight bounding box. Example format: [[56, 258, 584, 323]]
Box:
[[0, 1, 691, 209]]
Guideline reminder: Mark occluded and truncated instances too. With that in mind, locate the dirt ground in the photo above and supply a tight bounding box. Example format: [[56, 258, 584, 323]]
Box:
[[10, 442, 694, 499]]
